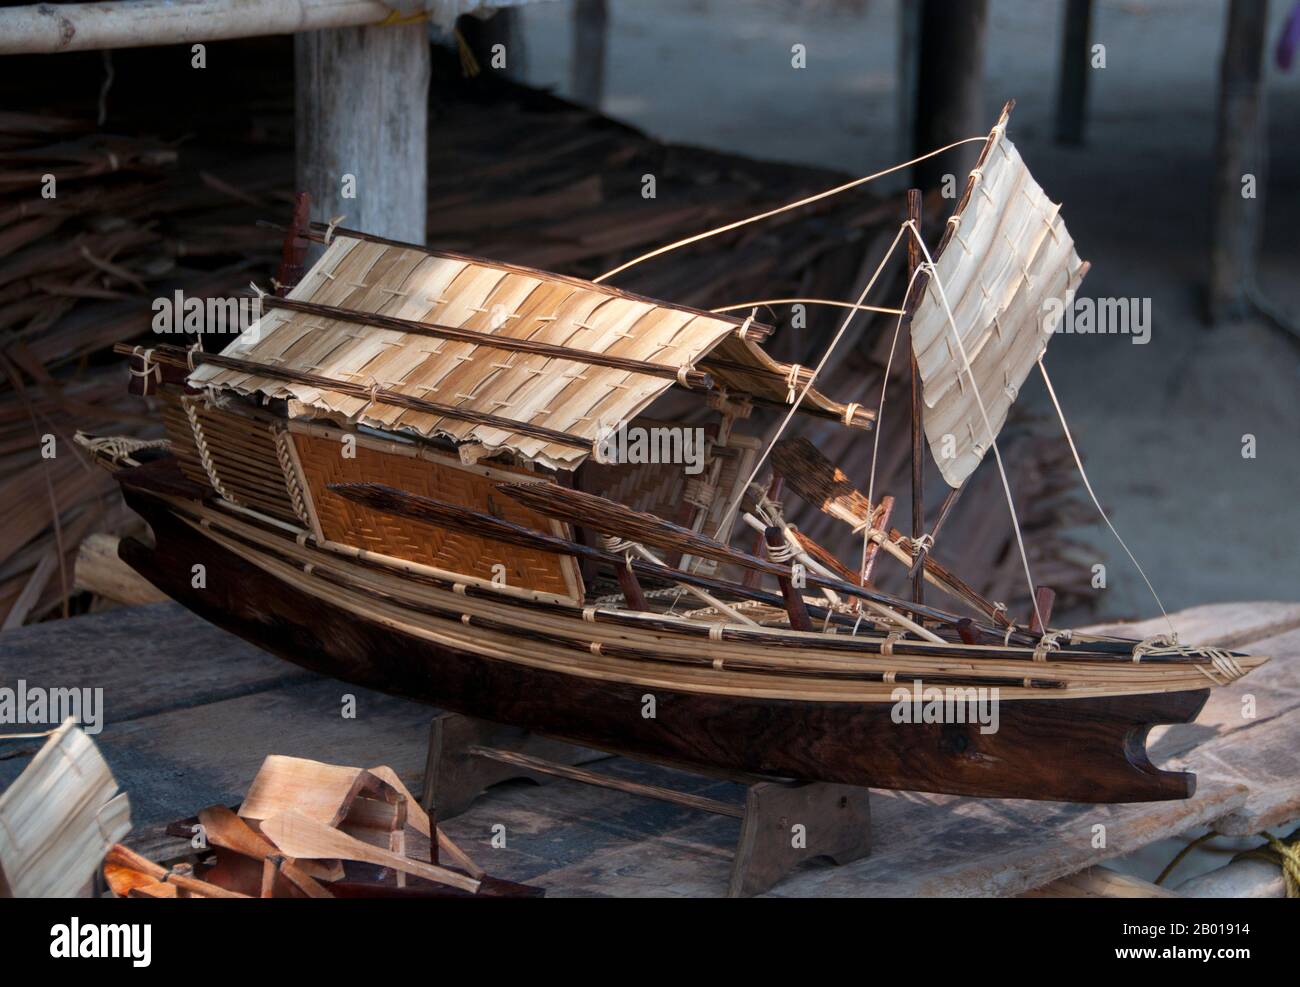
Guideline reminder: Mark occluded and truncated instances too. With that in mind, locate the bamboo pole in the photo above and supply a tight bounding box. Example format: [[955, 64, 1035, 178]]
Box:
[[494, 479, 1024, 640], [908, 479, 965, 579], [1054, 0, 1094, 144], [1209, 0, 1269, 323], [862, 494, 893, 585], [163, 488, 1256, 678], [0, 0, 397, 55], [263, 296, 715, 389], [112, 342, 594, 450], [763, 526, 813, 631], [305, 223, 775, 341], [570, 0, 609, 109]]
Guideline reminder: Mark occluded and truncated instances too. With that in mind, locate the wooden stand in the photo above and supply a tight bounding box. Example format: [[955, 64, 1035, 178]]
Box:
[[421, 713, 872, 897]]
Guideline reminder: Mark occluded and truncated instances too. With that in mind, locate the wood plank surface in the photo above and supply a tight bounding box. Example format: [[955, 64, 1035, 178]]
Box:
[[0, 601, 312, 729], [1022, 866, 1178, 898], [0, 599, 1295, 896]]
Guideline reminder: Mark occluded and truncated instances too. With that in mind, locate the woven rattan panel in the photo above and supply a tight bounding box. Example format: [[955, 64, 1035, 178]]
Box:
[[293, 431, 580, 600], [162, 392, 300, 523], [159, 389, 206, 487], [195, 403, 299, 522]]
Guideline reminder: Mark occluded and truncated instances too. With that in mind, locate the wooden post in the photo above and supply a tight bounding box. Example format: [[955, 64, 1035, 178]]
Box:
[[744, 472, 783, 589], [275, 192, 311, 295], [896, 0, 923, 162], [1028, 586, 1056, 634], [613, 559, 647, 611], [1209, 0, 1268, 323], [860, 494, 893, 587], [905, 188, 924, 604], [294, 23, 430, 247], [571, 0, 608, 108], [912, 0, 989, 190], [1054, 0, 1094, 145], [764, 526, 812, 632]]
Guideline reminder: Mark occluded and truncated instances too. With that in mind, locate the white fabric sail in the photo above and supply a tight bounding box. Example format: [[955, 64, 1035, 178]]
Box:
[[910, 112, 1088, 488]]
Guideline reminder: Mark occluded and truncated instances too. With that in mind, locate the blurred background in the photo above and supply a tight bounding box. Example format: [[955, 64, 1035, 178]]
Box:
[[0, 0, 1296, 629]]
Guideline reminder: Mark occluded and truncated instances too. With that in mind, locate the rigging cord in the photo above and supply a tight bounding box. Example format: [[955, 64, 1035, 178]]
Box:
[[905, 221, 1046, 634], [710, 299, 905, 317], [854, 264, 927, 629], [592, 136, 989, 283], [716, 223, 909, 534], [1036, 357, 1178, 641], [866, 266, 925, 511]]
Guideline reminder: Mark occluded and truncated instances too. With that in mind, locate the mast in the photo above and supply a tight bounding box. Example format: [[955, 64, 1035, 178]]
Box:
[[905, 188, 925, 604]]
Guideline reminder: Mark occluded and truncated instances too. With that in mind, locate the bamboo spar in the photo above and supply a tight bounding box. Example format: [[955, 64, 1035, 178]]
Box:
[[492, 479, 1021, 639], [327, 480, 1025, 642], [771, 436, 1013, 625], [112, 342, 594, 450], [261, 295, 715, 390], [0, 0, 397, 55]]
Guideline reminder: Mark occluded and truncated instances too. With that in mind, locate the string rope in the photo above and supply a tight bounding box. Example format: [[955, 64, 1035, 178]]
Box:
[[600, 534, 638, 569], [1131, 635, 1245, 684], [593, 136, 989, 283], [710, 298, 906, 317], [866, 264, 926, 511], [1237, 832, 1300, 898], [860, 262, 926, 600], [906, 222, 1045, 632], [717, 223, 909, 533], [0, 727, 59, 740], [1037, 357, 1178, 641], [323, 215, 346, 245], [765, 537, 798, 564]]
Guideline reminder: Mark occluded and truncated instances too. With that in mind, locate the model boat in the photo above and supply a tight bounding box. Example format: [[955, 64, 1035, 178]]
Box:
[[94, 106, 1264, 804]]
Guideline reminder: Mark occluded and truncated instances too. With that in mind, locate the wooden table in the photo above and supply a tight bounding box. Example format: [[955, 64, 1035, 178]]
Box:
[[1, 600, 1296, 897]]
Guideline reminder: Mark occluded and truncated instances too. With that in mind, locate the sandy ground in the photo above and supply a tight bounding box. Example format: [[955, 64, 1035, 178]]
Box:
[[514, 0, 1300, 625]]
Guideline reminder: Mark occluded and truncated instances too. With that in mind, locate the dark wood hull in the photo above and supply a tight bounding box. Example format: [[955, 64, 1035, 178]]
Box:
[[119, 484, 1207, 803]]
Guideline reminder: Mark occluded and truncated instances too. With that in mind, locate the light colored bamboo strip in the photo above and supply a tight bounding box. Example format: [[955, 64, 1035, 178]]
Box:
[[0, 720, 131, 898], [172, 492, 1265, 681], [167, 500, 1262, 700]]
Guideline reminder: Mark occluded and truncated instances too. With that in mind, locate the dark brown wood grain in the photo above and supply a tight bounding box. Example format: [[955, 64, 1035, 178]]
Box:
[[117, 480, 1208, 803], [495, 478, 1036, 642], [764, 525, 813, 631]]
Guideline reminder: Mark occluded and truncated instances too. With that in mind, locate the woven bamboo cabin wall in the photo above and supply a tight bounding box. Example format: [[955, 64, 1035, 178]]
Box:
[[577, 420, 760, 570], [578, 418, 717, 527], [292, 429, 583, 601], [160, 389, 204, 484], [159, 390, 302, 524]]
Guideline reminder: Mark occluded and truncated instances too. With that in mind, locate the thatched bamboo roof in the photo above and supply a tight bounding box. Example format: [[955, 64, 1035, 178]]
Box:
[[190, 232, 871, 470]]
